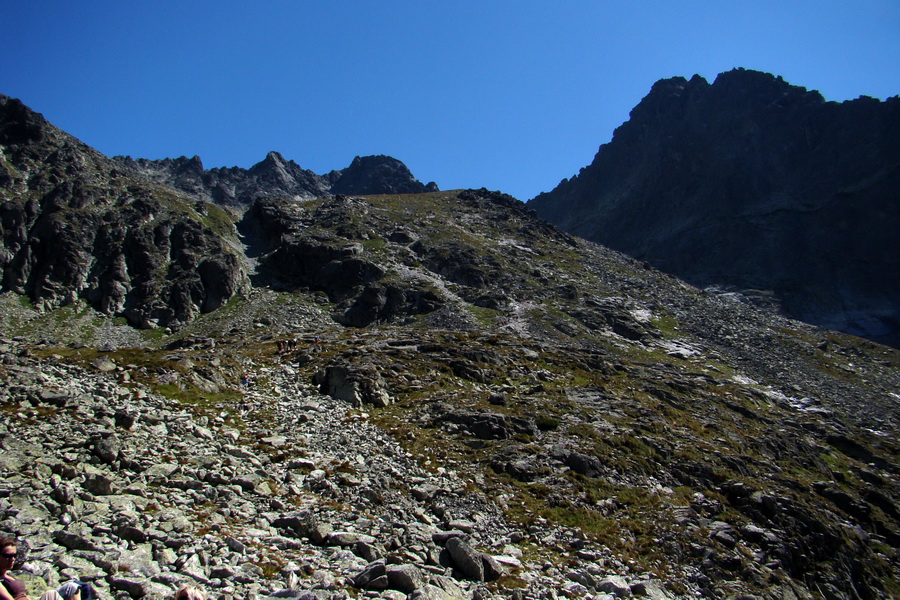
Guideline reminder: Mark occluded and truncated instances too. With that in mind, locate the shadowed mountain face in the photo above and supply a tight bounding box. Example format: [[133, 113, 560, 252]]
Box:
[[1, 92, 900, 600], [0, 94, 436, 330], [530, 68, 900, 348], [0, 95, 245, 329]]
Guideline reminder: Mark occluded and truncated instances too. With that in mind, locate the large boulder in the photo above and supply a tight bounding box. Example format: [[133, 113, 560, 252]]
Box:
[[315, 363, 392, 408]]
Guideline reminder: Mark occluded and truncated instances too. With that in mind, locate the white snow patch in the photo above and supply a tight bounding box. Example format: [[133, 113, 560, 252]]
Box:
[[629, 308, 653, 323]]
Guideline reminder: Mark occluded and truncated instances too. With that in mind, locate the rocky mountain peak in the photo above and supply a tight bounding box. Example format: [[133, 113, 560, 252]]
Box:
[[245, 150, 309, 190], [635, 69, 825, 115], [331, 154, 437, 196], [530, 69, 900, 347], [252, 150, 290, 172], [709, 67, 826, 105], [0, 95, 49, 146]]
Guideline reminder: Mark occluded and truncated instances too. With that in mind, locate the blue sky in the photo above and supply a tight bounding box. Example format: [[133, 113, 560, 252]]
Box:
[[2, 1, 898, 200]]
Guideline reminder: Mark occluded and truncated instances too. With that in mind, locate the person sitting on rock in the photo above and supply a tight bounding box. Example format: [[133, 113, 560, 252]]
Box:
[[173, 584, 207, 600], [39, 580, 93, 600], [0, 536, 28, 600], [55, 582, 81, 600]]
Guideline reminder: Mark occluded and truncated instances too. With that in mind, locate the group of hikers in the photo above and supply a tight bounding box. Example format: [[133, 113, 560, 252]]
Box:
[[275, 335, 320, 354], [1, 536, 206, 600]]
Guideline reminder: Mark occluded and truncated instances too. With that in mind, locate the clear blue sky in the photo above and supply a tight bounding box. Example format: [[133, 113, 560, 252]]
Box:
[[2, 1, 898, 200]]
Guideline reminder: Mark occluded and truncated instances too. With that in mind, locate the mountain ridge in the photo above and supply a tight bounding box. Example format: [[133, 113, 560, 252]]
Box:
[[116, 150, 438, 207]]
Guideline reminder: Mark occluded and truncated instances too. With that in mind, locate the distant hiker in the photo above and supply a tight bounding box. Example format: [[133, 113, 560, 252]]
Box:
[[0, 536, 27, 600]]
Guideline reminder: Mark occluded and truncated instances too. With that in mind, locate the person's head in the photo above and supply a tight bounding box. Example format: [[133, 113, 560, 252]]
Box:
[[174, 585, 207, 600], [58, 581, 82, 600], [0, 535, 17, 575], [77, 582, 95, 600]]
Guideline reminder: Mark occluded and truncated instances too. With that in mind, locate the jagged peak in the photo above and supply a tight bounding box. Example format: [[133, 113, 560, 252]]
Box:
[[264, 150, 286, 163], [0, 94, 51, 146], [256, 151, 317, 175], [642, 73, 709, 98], [531, 67, 900, 348], [331, 154, 434, 195], [342, 154, 412, 174], [711, 67, 826, 104], [247, 151, 305, 179], [163, 155, 205, 170], [637, 68, 827, 112]]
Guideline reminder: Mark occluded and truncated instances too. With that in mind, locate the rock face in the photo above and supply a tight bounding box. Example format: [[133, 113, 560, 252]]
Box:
[[118, 152, 437, 206], [0, 95, 245, 329], [529, 68, 900, 347], [238, 195, 446, 327]]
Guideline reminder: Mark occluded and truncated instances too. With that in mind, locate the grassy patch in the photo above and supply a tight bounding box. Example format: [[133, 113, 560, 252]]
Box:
[[361, 237, 387, 252], [651, 314, 681, 339], [200, 202, 238, 238], [154, 383, 241, 409]]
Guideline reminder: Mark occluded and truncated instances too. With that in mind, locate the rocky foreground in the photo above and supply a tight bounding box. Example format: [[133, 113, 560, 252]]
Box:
[[1, 336, 673, 600], [2, 302, 899, 600], [1, 180, 898, 599]]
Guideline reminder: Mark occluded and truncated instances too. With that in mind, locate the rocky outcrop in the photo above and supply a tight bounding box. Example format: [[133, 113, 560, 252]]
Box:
[[118, 152, 437, 206], [238, 195, 446, 327], [0, 95, 245, 329], [330, 155, 439, 196], [530, 69, 900, 347], [315, 362, 393, 407]]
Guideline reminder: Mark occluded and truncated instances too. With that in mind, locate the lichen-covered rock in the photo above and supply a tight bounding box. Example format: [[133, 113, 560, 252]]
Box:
[[445, 536, 484, 582]]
